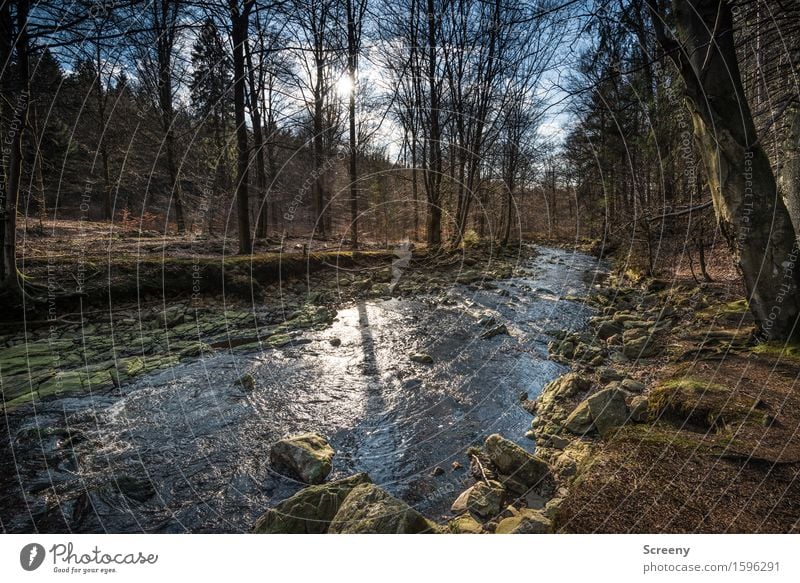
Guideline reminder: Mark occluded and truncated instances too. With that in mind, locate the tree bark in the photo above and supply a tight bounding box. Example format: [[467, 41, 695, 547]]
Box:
[[779, 103, 800, 237], [649, 0, 800, 340], [425, 0, 442, 248], [245, 36, 268, 240], [155, 0, 185, 233], [2, 0, 29, 289], [346, 0, 359, 249], [231, 0, 253, 254]]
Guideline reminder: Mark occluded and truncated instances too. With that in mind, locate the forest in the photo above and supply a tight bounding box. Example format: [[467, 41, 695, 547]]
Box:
[[1, 0, 800, 536]]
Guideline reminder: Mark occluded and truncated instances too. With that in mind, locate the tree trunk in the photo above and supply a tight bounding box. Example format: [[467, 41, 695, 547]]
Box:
[[651, 0, 800, 339], [779, 103, 800, 237], [231, 0, 252, 254], [2, 0, 29, 289], [245, 37, 268, 240], [347, 0, 359, 249], [156, 14, 185, 234], [425, 0, 442, 248]]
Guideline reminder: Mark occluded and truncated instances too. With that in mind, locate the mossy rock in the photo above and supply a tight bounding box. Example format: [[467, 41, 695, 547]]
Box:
[[328, 483, 436, 533], [495, 509, 552, 534], [270, 433, 335, 484], [253, 473, 372, 534], [447, 514, 483, 534], [648, 378, 768, 431]]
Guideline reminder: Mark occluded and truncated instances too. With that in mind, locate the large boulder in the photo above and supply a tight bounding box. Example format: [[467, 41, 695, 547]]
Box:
[[587, 388, 629, 436], [495, 508, 552, 534], [484, 434, 550, 493], [253, 473, 372, 533], [270, 433, 335, 484], [329, 483, 435, 533]]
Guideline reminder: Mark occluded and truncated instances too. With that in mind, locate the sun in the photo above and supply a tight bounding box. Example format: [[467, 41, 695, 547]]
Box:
[[336, 75, 354, 98]]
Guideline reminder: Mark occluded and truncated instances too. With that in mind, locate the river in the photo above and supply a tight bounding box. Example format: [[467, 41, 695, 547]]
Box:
[[0, 246, 605, 533]]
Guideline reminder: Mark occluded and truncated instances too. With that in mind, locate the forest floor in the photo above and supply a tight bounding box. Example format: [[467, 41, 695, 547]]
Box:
[[539, 245, 800, 533]]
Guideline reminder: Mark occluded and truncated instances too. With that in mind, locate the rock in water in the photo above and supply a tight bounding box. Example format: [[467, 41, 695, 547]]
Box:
[[328, 483, 435, 533], [409, 352, 434, 364], [587, 387, 629, 437], [484, 434, 550, 493], [253, 473, 372, 534], [495, 509, 552, 534], [481, 324, 509, 339], [270, 433, 335, 484]]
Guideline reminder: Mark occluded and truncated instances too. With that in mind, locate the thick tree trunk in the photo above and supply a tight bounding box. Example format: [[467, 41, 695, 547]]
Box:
[[651, 0, 800, 339], [231, 0, 252, 254], [779, 103, 800, 238]]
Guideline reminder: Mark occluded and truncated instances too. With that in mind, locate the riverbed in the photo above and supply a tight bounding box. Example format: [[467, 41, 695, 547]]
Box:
[[0, 246, 605, 533]]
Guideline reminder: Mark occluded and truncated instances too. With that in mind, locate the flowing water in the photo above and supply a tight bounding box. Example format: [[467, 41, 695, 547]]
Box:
[[0, 246, 606, 533]]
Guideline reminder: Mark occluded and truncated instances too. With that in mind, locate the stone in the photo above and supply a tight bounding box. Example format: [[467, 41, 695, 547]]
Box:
[[452, 461, 463, 471], [622, 334, 659, 358], [451, 486, 474, 514], [563, 400, 595, 435], [621, 379, 645, 393], [547, 434, 571, 449], [542, 372, 591, 400], [484, 434, 550, 492], [629, 395, 650, 423], [431, 466, 445, 477], [253, 473, 371, 533], [597, 320, 624, 340], [542, 497, 564, 519], [410, 352, 433, 364], [558, 341, 575, 359], [587, 388, 629, 437], [235, 373, 256, 391], [481, 323, 510, 339], [270, 433, 335, 484], [598, 367, 625, 383], [495, 509, 551, 534], [466, 480, 505, 519], [447, 514, 483, 534], [328, 483, 435, 533], [622, 327, 648, 342]]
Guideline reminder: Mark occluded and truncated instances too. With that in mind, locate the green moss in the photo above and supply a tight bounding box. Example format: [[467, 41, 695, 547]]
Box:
[[750, 341, 800, 362], [648, 377, 768, 430], [698, 298, 750, 319]]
